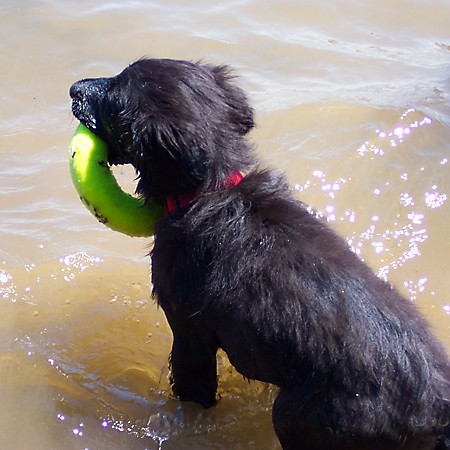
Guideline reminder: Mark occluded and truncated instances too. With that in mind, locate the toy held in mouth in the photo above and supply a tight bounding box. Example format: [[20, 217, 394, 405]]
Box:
[[69, 123, 163, 237]]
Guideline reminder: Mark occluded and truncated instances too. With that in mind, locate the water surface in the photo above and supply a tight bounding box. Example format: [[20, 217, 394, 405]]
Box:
[[1, 1, 449, 448]]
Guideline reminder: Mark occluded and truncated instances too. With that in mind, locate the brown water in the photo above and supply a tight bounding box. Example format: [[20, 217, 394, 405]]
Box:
[[1, 1, 449, 449]]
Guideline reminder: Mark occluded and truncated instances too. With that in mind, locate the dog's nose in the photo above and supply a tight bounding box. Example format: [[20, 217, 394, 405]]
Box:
[[69, 77, 111, 101], [69, 82, 83, 100]]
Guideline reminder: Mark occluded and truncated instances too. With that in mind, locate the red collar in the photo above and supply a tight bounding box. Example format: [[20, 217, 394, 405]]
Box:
[[163, 171, 244, 217]]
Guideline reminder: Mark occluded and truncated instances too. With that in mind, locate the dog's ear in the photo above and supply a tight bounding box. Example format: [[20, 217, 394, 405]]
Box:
[[209, 65, 255, 136]]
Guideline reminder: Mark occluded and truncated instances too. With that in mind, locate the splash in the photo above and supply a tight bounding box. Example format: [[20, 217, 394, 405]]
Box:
[[101, 415, 169, 449]]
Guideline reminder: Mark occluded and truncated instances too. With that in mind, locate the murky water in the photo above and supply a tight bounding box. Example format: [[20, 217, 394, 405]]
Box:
[[1, 1, 449, 448]]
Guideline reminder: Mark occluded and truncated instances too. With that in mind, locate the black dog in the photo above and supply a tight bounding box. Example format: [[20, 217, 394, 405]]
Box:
[[70, 58, 449, 450]]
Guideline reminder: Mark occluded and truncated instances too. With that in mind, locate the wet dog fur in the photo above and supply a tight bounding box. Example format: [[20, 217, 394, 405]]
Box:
[[70, 58, 450, 450]]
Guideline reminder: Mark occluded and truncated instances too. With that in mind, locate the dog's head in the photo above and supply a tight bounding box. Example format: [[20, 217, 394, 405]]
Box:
[[70, 58, 255, 202]]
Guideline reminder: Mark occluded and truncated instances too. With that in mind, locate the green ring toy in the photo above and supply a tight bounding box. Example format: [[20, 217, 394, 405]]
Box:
[[69, 123, 163, 237]]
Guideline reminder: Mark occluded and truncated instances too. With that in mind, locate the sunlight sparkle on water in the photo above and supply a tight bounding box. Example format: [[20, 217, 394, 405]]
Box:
[[59, 252, 103, 282], [344, 210, 356, 223], [425, 192, 447, 209], [400, 193, 414, 207], [73, 425, 84, 437], [408, 212, 424, 225], [298, 108, 441, 296], [325, 205, 336, 222], [59, 252, 103, 271], [371, 242, 384, 254], [0, 269, 12, 284], [403, 278, 428, 301], [358, 109, 432, 155]]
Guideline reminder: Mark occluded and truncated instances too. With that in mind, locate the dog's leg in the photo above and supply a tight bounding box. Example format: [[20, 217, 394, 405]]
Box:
[[166, 312, 218, 408], [273, 389, 438, 450], [272, 388, 327, 450]]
